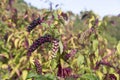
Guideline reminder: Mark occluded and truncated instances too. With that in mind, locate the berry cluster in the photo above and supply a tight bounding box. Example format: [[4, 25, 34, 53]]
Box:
[[61, 12, 68, 21], [27, 17, 42, 32], [81, 13, 89, 20], [27, 35, 52, 57], [64, 49, 77, 60], [79, 27, 95, 42], [51, 39, 59, 57], [57, 63, 72, 78], [34, 59, 42, 74]]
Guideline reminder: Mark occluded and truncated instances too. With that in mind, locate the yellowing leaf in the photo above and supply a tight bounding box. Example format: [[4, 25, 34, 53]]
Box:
[[0, 53, 9, 59], [113, 73, 119, 80], [70, 37, 76, 48], [7, 33, 14, 43], [1, 64, 8, 69], [54, 21, 58, 25], [89, 16, 95, 22], [71, 58, 77, 67], [14, 39, 19, 48], [22, 70, 28, 80], [60, 59, 68, 67], [10, 63, 21, 78], [8, 19, 12, 23], [29, 56, 34, 65], [103, 66, 107, 74], [88, 23, 92, 28], [18, 38, 24, 47], [13, 23, 16, 27], [26, 79, 32, 80], [96, 71, 103, 80], [98, 21, 102, 26], [57, 9, 62, 15], [19, 56, 27, 63]]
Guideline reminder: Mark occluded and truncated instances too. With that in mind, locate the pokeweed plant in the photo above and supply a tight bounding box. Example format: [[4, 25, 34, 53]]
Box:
[[25, 8, 73, 80]]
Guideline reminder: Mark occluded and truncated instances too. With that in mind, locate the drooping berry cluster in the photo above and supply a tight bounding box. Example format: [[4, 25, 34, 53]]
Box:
[[79, 27, 95, 42], [64, 49, 77, 60], [27, 17, 42, 32], [24, 37, 29, 49], [81, 13, 89, 20], [51, 39, 59, 57], [34, 59, 42, 74], [61, 12, 68, 21], [27, 35, 52, 57], [57, 63, 72, 78]]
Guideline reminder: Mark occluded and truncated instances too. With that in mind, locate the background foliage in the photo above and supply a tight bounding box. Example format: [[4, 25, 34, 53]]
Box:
[[0, 0, 120, 80]]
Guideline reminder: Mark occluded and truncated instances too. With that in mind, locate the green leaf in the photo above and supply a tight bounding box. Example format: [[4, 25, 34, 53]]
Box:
[[93, 40, 98, 51], [50, 59, 57, 69], [58, 18, 64, 25], [53, 12, 58, 20], [80, 73, 99, 80], [102, 66, 107, 74], [27, 72, 56, 80], [77, 54, 84, 66], [59, 41, 63, 54], [27, 72, 42, 79], [65, 76, 76, 80], [0, 40, 4, 45], [45, 73, 57, 80], [41, 23, 49, 29], [50, 24, 55, 28], [1, 47, 9, 53], [94, 49, 99, 58], [117, 41, 120, 54]]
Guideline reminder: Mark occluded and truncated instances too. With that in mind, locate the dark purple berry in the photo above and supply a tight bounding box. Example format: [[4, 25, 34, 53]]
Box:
[[95, 19, 99, 26], [81, 13, 89, 20], [110, 20, 115, 25], [57, 64, 63, 77], [34, 59, 42, 74], [57, 63, 72, 78], [64, 49, 77, 60], [24, 37, 29, 49], [55, 4, 59, 8], [117, 69, 120, 74], [94, 61, 100, 70], [63, 67, 72, 77], [61, 12, 68, 21], [27, 35, 52, 57], [27, 17, 42, 32]]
